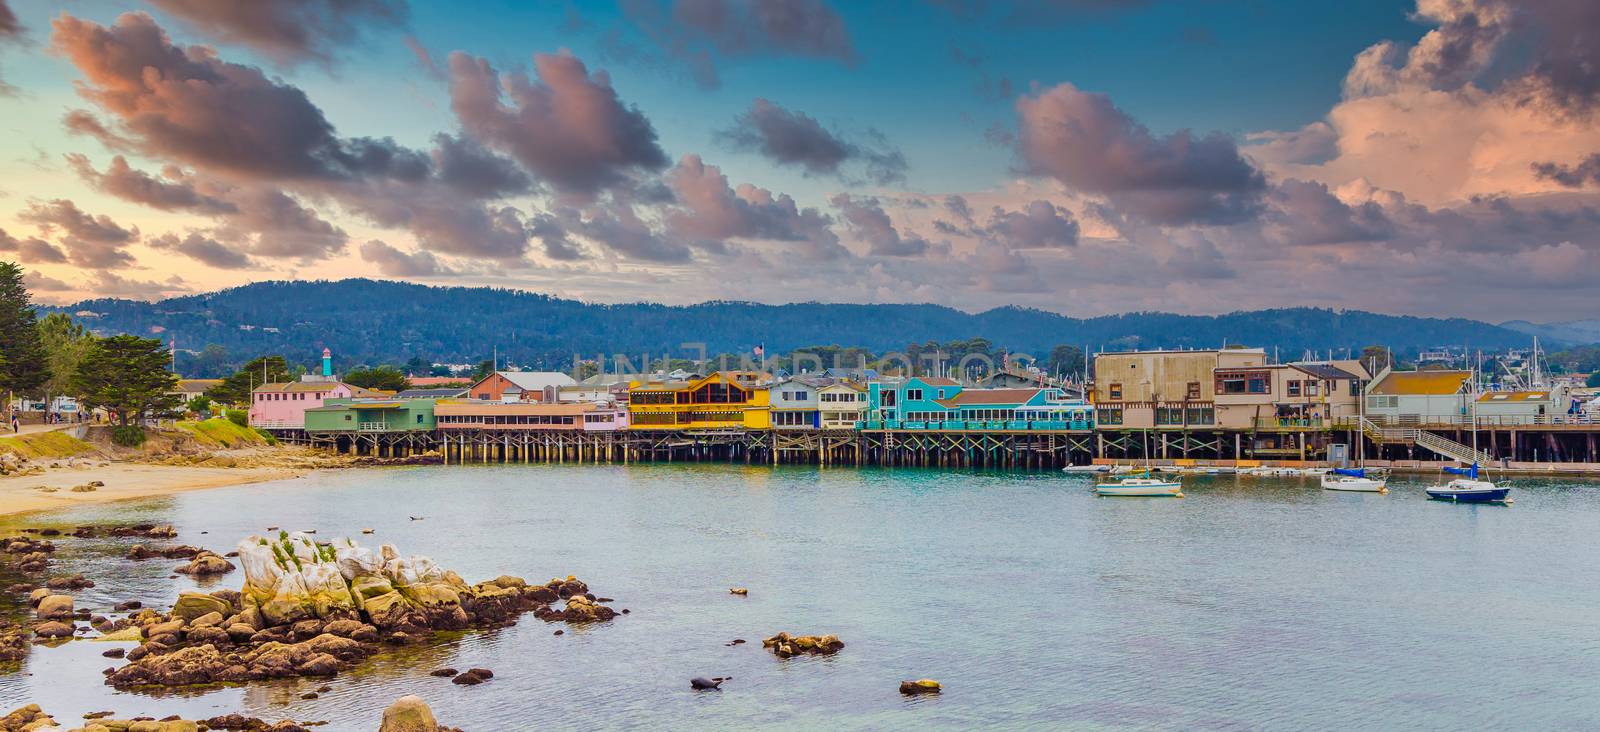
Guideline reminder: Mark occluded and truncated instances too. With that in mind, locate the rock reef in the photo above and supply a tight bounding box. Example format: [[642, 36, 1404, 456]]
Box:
[[761, 632, 845, 658], [102, 532, 614, 688]]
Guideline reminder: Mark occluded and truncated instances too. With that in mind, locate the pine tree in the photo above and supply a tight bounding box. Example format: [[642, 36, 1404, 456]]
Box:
[[0, 262, 49, 395], [71, 334, 181, 433]]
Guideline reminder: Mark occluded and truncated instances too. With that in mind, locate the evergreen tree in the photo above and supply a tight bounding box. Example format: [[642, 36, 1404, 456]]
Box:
[[37, 312, 95, 398], [344, 365, 410, 392], [0, 262, 49, 395], [205, 355, 292, 406], [71, 334, 181, 432]]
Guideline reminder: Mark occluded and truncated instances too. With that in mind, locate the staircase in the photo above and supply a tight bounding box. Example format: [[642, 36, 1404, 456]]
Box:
[[1351, 417, 1495, 465]]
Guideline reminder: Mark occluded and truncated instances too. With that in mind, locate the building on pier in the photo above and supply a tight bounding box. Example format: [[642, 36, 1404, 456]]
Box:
[[249, 378, 386, 430], [818, 381, 867, 429], [627, 371, 772, 430], [770, 376, 830, 428], [1475, 386, 1572, 426], [1363, 369, 1474, 425], [467, 371, 578, 403], [304, 397, 437, 433]]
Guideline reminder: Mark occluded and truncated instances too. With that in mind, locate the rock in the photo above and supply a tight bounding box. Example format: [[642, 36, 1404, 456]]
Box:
[[0, 704, 55, 730], [102, 647, 126, 658], [225, 623, 257, 642], [290, 619, 325, 640], [27, 588, 49, 606], [46, 574, 93, 590], [175, 551, 234, 576], [113, 600, 143, 611], [729, 588, 749, 596], [185, 626, 231, 646], [378, 695, 439, 732], [553, 629, 563, 636], [294, 652, 341, 676], [429, 667, 457, 677], [322, 619, 378, 642], [467, 667, 493, 679], [33, 621, 74, 638], [301, 691, 319, 699], [762, 632, 844, 658], [188, 611, 224, 628], [125, 641, 168, 662], [171, 592, 231, 622], [0, 621, 32, 661], [690, 676, 730, 690], [559, 595, 617, 623], [451, 670, 485, 685], [97, 626, 144, 642], [36, 594, 73, 620], [144, 619, 185, 639], [900, 679, 942, 695]]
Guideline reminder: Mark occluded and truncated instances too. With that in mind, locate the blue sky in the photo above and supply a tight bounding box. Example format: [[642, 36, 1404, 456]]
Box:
[[1, 0, 1597, 321]]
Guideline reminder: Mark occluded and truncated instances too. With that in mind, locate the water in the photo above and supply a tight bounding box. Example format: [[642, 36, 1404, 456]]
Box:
[[4, 465, 1600, 730]]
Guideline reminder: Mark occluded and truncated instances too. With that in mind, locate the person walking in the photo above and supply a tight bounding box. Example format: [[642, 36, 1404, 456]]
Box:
[[10, 413, 18, 433]]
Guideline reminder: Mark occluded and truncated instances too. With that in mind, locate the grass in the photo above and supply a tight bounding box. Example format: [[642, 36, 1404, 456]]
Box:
[[0, 430, 95, 459], [173, 417, 274, 448]]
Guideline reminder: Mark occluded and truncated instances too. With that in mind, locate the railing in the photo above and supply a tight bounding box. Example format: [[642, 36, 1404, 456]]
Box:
[[1415, 430, 1495, 465], [854, 419, 1094, 432], [1254, 417, 1329, 429], [357, 421, 387, 432], [1336, 416, 1495, 464], [251, 419, 302, 430]]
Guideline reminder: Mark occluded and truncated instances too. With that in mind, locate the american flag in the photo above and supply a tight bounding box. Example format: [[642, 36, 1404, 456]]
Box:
[[753, 344, 764, 358]]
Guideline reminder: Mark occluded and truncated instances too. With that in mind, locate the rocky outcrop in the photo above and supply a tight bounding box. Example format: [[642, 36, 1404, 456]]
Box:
[[1, 536, 54, 573], [378, 695, 461, 732], [127, 544, 203, 561], [174, 550, 235, 576], [35, 594, 73, 620], [102, 533, 615, 688], [0, 622, 29, 662], [900, 679, 942, 694], [0, 704, 55, 731], [762, 632, 845, 658]]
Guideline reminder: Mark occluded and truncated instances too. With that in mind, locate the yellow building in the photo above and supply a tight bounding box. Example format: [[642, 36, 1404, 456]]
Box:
[[627, 371, 772, 430]]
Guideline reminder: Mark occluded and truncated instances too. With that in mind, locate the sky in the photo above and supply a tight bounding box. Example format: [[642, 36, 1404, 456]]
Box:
[[0, 0, 1598, 322]]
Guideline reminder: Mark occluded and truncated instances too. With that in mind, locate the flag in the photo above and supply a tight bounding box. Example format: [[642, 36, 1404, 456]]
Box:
[[754, 344, 764, 358]]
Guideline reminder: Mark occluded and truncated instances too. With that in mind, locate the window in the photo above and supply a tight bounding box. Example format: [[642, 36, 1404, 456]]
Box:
[[906, 388, 924, 401], [1108, 383, 1123, 400], [1367, 395, 1397, 409], [1349, 380, 1361, 396], [1185, 407, 1215, 425], [1097, 408, 1123, 425], [416, 414, 424, 424], [1186, 382, 1201, 400], [1287, 381, 1301, 397], [1217, 370, 1271, 395], [881, 391, 896, 406], [1156, 407, 1185, 425], [1305, 382, 1319, 396]]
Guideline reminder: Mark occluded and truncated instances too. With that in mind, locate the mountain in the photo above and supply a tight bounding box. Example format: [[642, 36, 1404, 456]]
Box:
[[49, 279, 1536, 373], [1499, 319, 1600, 346]]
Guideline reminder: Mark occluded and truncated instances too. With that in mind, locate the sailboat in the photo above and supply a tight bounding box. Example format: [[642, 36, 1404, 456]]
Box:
[[1425, 363, 1511, 504], [1096, 431, 1183, 497], [1425, 463, 1511, 503], [1321, 467, 1387, 493]]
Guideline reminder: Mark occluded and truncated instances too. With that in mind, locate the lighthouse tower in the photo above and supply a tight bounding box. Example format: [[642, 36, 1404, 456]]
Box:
[[321, 348, 333, 377]]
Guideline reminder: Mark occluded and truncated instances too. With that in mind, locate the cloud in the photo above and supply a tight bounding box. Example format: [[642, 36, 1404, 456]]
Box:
[[149, 231, 253, 269], [982, 200, 1079, 248], [1243, 121, 1338, 167], [0, 0, 21, 94], [529, 214, 587, 261], [82, 271, 189, 300], [1014, 82, 1265, 225], [1266, 178, 1392, 245], [359, 239, 459, 276], [1342, 0, 1512, 99], [448, 50, 668, 196], [1532, 153, 1600, 188], [17, 199, 138, 268], [830, 194, 929, 256], [66, 154, 237, 214], [431, 133, 533, 199], [562, 202, 692, 263], [214, 187, 347, 260], [0, 227, 68, 264], [146, 0, 408, 66], [718, 99, 907, 184], [664, 154, 847, 258], [621, 0, 856, 89], [966, 239, 1047, 293], [22, 271, 72, 292]]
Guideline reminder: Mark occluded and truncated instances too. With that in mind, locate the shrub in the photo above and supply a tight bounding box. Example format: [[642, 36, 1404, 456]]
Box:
[[112, 425, 146, 447], [225, 408, 248, 427]]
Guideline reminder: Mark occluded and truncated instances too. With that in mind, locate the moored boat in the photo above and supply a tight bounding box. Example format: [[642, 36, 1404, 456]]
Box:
[[1095, 476, 1183, 497], [1425, 465, 1511, 504], [1321, 467, 1387, 493]]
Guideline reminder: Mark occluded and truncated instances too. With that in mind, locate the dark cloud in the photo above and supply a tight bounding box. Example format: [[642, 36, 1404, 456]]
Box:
[[448, 50, 668, 196], [1267, 179, 1392, 245], [146, 0, 408, 66], [431, 133, 533, 200], [718, 99, 907, 184], [83, 270, 189, 300], [830, 194, 929, 257], [1243, 121, 1338, 167], [149, 231, 253, 269], [66, 154, 237, 214], [1015, 82, 1265, 224], [622, 0, 856, 89], [664, 154, 847, 258], [1162, 232, 1236, 280], [1532, 153, 1600, 188], [967, 239, 1047, 293], [1519, 0, 1600, 114], [561, 202, 692, 263], [529, 214, 587, 261], [0, 0, 20, 94], [22, 271, 72, 292], [0, 227, 68, 264], [216, 187, 347, 260], [983, 200, 1079, 248], [359, 239, 459, 276], [17, 199, 138, 268]]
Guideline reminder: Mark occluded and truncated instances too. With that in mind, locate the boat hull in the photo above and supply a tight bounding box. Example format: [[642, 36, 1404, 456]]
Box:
[[1425, 486, 1511, 503], [1096, 482, 1183, 497], [1321, 476, 1387, 493]]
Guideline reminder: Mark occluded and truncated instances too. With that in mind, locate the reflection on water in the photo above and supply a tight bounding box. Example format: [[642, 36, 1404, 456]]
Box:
[[4, 465, 1600, 730]]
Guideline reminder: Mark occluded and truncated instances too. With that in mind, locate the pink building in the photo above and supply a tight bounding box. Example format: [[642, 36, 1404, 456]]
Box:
[[250, 378, 382, 430]]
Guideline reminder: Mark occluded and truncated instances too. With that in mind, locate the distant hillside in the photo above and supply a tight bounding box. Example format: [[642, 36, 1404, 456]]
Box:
[[49, 279, 1535, 372], [1500, 319, 1600, 346]]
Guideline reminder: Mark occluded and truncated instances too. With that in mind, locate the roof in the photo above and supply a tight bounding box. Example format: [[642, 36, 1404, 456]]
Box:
[[254, 381, 351, 394], [435, 401, 592, 416], [820, 380, 866, 392], [406, 376, 470, 387], [1369, 370, 1472, 396], [917, 377, 960, 386], [1291, 363, 1361, 381], [173, 379, 221, 394], [396, 388, 468, 399], [1477, 390, 1554, 402], [491, 371, 578, 391], [935, 388, 1042, 407], [306, 400, 408, 412]]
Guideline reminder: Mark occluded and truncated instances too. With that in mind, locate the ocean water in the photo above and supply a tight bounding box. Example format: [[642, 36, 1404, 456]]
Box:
[[3, 465, 1600, 731]]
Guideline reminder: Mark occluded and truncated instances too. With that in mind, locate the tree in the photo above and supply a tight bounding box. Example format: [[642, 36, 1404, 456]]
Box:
[[206, 355, 292, 406], [71, 335, 180, 436], [1046, 345, 1086, 379], [404, 355, 429, 376], [187, 343, 230, 378], [0, 262, 49, 396], [1359, 345, 1392, 373], [471, 359, 495, 380], [1587, 372, 1600, 388], [344, 365, 410, 392], [186, 394, 213, 415], [37, 312, 95, 399]]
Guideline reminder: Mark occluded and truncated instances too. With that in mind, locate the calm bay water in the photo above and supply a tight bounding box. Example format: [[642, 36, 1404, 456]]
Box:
[[4, 465, 1600, 730]]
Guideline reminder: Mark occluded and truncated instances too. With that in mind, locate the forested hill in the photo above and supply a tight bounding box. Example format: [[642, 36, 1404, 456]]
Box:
[[48, 279, 1534, 371]]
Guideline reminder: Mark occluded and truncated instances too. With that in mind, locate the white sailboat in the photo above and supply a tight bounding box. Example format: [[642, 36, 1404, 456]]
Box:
[[1096, 431, 1183, 497]]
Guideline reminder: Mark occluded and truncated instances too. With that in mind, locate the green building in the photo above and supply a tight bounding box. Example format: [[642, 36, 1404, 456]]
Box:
[[304, 398, 437, 433]]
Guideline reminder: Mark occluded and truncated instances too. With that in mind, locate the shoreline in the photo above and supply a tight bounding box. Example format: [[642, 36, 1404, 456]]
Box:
[[0, 463, 312, 518]]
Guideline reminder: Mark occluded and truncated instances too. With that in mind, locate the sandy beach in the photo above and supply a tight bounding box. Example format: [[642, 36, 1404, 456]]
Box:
[[0, 463, 308, 517]]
